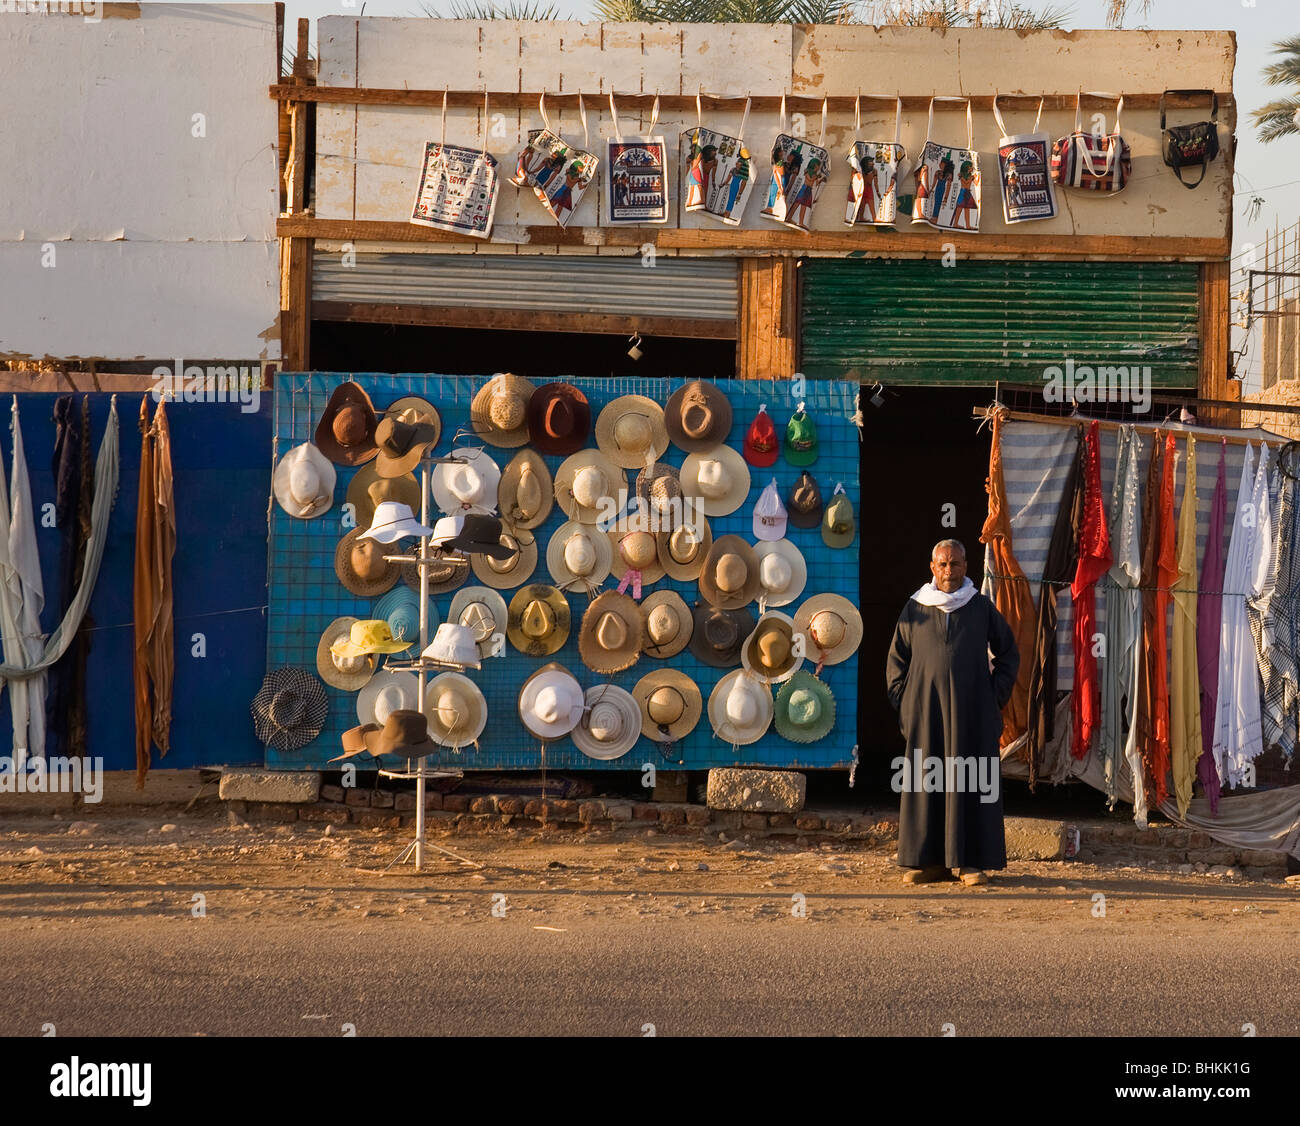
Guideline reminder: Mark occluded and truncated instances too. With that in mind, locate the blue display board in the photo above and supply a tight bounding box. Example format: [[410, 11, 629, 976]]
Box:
[[267, 375, 859, 771]]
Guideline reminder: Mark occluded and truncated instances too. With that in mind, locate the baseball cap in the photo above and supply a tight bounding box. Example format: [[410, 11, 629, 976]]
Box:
[[743, 405, 779, 468], [784, 404, 818, 467], [753, 479, 788, 541]]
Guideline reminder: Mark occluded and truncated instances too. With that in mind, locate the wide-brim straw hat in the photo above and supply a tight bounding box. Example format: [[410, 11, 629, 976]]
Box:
[[373, 586, 439, 653], [507, 584, 572, 657], [471, 373, 537, 447], [634, 462, 684, 528], [698, 534, 761, 610], [793, 593, 863, 666], [595, 395, 669, 469], [578, 591, 644, 674], [708, 668, 774, 746], [273, 442, 336, 520], [554, 449, 625, 525], [656, 515, 713, 582], [753, 539, 807, 608], [373, 416, 440, 479], [665, 380, 733, 453], [518, 662, 585, 741], [384, 395, 441, 427], [633, 669, 702, 744], [423, 672, 488, 748], [689, 603, 755, 668], [334, 527, 401, 597], [527, 382, 591, 456], [449, 586, 510, 659], [774, 670, 836, 743], [316, 617, 378, 690], [356, 669, 421, 726], [251, 667, 329, 750], [431, 448, 502, 516], [546, 519, 613, 590], [681, 445, 752, 517], [499, 448, 554, 530], [608, 515, 667, 587], [640, 590, 693, 659], [315, 382, 379, 467], [403, 553, 470, 597], [571, 683, 642, 760], [741, 611, 802, 684], [471, 524, 539, 589], [346, 463, 421, 533]]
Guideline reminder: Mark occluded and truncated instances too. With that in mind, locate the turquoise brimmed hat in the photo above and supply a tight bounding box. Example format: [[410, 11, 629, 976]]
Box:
[[773, 671, 835, 743]]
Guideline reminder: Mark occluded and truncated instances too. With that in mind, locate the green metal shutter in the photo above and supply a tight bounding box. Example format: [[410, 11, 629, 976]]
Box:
[[800, 259, 1200, 387]]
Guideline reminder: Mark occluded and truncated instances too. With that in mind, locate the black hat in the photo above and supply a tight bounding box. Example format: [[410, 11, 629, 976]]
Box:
[[786, 471, 823, 529], [433, 514, 515, 560], [688, 603, 756, 668]]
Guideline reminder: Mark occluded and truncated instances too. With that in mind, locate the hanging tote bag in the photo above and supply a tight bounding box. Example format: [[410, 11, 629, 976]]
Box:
[[911, 97, 981, 233], [991, 94, 1058, 224], [605, 93, 668, 224], [845, 95, 909, 228], [1160, 90, 1220, 189], [760, 95, 831, 233], [681, 93, 754, 226], [1050, 92, 1131, 194], [411, 90, 500, 239], [510, 93, 600, 229]]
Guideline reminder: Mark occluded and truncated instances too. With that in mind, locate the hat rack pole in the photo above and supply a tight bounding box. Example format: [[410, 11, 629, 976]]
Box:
[[414, 454, 431, 872]]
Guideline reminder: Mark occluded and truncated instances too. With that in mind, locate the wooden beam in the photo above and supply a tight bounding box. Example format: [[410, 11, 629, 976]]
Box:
[[283, 238, 313, 370], [736, 258, 796, 379], [292, 18, 310, 79], [1198, 260, 1237, 427], [312, 301, 737, 341]]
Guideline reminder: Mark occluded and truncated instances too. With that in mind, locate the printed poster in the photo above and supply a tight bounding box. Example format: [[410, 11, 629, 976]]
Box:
[[761, 134, 830, 232], [911, 143, 981, 233], [410, 142, 499, 238], [682, 126, 753, 226], [606, 138, 669, 225], [512, 128, 599, 229], [844, 141, 908, 227], [996, 133, 1058, 224]]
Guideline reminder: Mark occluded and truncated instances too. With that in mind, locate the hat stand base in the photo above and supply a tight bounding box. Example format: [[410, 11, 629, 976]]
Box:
[[374, 761, 481, 874]]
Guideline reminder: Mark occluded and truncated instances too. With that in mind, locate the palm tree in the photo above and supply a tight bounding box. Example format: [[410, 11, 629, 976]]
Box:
[[1252, 34, 1300, 144]]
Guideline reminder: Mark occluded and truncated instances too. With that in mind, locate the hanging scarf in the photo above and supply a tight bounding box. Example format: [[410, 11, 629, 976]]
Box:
[[1069, 421, 1112, 759], [910, 576, 977, 612], [1170, 435, 1201, 819], [1253, 449, 1300, 766], [1136, 433, 1176, 808], [1196, 440, 1228, 813], [47, 395, 83, 759]]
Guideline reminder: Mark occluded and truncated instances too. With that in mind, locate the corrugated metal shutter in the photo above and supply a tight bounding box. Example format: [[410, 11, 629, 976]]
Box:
[[800, 259, 1200, 387], [313, 251, 738, 322]]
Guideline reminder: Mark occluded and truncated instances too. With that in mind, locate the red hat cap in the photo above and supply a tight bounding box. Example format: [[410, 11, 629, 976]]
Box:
[[743, 406, 779, 468]]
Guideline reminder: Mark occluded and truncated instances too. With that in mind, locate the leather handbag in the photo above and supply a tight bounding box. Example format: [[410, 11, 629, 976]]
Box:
[[1051, 91, 1131, 194], [1160, 90, 1220, 189]]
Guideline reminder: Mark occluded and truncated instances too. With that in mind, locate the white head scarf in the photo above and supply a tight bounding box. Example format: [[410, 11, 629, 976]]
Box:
[[910, 576, 976, 613]]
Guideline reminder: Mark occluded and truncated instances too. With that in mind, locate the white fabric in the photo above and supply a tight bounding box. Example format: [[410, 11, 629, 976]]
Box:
[[7, 400, 45, 763], [910, 576, 976, 612]]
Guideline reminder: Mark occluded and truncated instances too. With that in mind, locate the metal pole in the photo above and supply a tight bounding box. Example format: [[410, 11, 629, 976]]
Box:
[[415, 455, 430, 872]]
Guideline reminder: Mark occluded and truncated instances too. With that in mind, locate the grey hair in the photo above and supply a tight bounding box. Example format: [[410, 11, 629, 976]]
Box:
[[932, 539, 967, 561]]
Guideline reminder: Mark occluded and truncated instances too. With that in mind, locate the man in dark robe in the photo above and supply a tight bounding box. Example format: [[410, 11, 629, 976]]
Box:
[[886, 540, 1020, 886]]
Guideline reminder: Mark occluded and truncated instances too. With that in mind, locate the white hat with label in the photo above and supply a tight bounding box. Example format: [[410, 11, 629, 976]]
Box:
[[752, 479, 788, 541]]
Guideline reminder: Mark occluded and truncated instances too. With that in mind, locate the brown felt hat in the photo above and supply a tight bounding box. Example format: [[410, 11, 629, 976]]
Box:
[[698, 534, 761, 610], [689, 603, 755, 668], [499, 448, 553, 530], [471, 373, 537, 447], [665, 380, 732, 453], [346, 463, 421, 533], [506, 584, 571, 657], [578, 591, 644, 674], [361, 709, 440, 762], [640, 590, 693, 659], [315, 382, 379, 466], [334, 527, 400, 597], [527, 382, 591, 456]]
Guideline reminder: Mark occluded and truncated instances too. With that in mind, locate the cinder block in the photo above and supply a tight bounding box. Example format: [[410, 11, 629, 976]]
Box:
[[706, 768, 806, 814], [1003, 816, 1068, 861], [218, 769, 321, 805]]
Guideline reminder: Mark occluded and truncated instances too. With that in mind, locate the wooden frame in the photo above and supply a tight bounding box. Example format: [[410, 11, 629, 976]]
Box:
[[1198, 260, 1237, 428]]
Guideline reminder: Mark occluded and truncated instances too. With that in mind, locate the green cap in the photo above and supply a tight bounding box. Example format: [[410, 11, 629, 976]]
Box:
[[783, 408, 818, 467], [821, 487, 855, 549]]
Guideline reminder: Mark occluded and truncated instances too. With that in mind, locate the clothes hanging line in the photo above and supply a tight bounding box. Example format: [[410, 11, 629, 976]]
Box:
[[972, 407, 1287, 449]]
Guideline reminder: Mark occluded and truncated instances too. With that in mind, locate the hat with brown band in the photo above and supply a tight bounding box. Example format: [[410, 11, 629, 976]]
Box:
[[506, 584, 571, 657], [346, 463, 421, 533], [633, 668, 702, 744], [793, 593, 863, 666], [698, 534, 761, 610], [402, 552, 470, 597], [470, 523, 538, 589], [665, 380, 732, 453], [499, 448, 553, 530], [595, 395, 669, 470], [689, 603, 755, 668], [526, 382, 591, 456], [315, 382, 379, 467], [639, 590, 693, 659], [373, 415, 440, 479], [471, 373, 537, 448], [656, 516, 713, 582], [741, 610, 802, 685], [334, 527, 401, 598], [578, 590, 644, 674], [546, 519, 613, 590]]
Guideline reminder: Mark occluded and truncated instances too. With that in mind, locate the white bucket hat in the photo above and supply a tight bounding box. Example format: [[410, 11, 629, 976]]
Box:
[[356, 670, 420, 726], [423, 672, 488, 748], [753, 539, 807, 608], [421, 623, 483, 669], [448, 586, 509, 660], [681, 445, 751, 517], [546, 519, 613, 589], [708, 669, 775, 746], [571, 684, 642, 760], [518, 663, 586, 741], [272, 442, 336, 519], [359, 500, 434, 544], [432, 448, 501, 515]]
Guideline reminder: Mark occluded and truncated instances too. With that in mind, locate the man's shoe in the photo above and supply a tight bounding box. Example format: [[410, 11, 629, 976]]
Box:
[[902, 866, 950, 885], [957, 868, 988, 886]]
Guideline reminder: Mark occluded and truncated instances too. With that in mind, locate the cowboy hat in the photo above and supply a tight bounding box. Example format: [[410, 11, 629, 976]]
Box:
[[272, 443, 336, 519], [786, 470, 823, 529], [356, 669, 421, 726], [346, 465, 421, 533], [608, 515, 667, 587], [784, 406, 818, 467], [331, 618, 416, 660], [595, 395, 669, 469], [373, 415, 440, 479], [316, 617, 378, 691], [402, 552, 470, 597], [429, 514, 514, 559], [571, 683, 642, 760], [633, 669, 702, 744], [527, 382, 591, 456], [471, 373, 537, 447], [689, 603, 755, 668], [698, 534, 761, 610], [708, 669, 774, 746], [741, 611, 802, 684], [578, 591, 644, 674], [822, 485, 856, 549], [554, 449, 625, 526], [423, 672, 488, 748], [383, 395, 441, 429], [359, 500, 433, 544], [752, 479, 788, 541], [793, 593, 863, 666], [656, 516, 713, 582], [507, 584, 571, 657], [251, 667, 329, 751], [331, 723, 381, 763], [449, 586, 509, 659], [518, 662, 585, 741], [665, 380, 732, 453], [681, 445, 752, 518], [421, 623, 483, 669], [546, 520, 614, 590], [742, 405, 779, 468], [639, 590, 693, 659], [753, 539, 807, 608], [431, 448, 502, 516], [634, 461, 684, 530], [315, 382, 379, 466], [334, 527, 401, 598], [471, 523, 538, 589], [774, 671, 836, 743], [361, 709, 440, 762], [373, 586, 439, 653], [499, 448, 554, 530]]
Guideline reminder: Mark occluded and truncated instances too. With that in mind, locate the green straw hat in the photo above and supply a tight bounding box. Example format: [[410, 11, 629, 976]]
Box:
[[773, 671, 835, 744]]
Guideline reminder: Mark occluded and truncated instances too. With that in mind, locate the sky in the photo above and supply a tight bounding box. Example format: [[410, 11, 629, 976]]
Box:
[[278, 0, 1300, 390]]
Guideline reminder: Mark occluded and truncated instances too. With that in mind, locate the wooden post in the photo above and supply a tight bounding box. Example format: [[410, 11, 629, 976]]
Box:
[[280, 17, 313, 371], [737, 257, 798, 381], [1199, 260, 1236, 427]]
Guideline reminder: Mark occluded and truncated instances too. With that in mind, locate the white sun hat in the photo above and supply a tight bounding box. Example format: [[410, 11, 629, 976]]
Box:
[[546, 519, 614, 589], [272, 442, 336, 519], [571, 684, 642, 760], [432, 448, 501, 515], [518, 663, 586, 741], [421, 623, 483, 669], [359, 500, 434, 544], [356, 670, 421, 726], [753, 538, 807, 608], [681, 445, 751, 517], [707, 668, 774, 746]]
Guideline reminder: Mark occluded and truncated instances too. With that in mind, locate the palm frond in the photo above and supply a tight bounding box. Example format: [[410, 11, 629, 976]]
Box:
[[419, 0, 562, 18], [1105, 0, 1151, 29], [1261, 55, 1300, 89], [1250, 96, 1300, 145]]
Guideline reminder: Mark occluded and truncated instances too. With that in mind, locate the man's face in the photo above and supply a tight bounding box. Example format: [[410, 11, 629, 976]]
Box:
[[930, 546, 967, 593]]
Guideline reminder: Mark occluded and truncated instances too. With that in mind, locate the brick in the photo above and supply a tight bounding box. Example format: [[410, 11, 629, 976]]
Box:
[[632, 803, 659, 822], [768, 814, 795, 829], [578, 801, 606, 823], [741, 813, 768, 830], [605, 802, 633, 822], [394, 793, 417, 812], [713, 810, 744, 830], [344, 789, 371, 808], [498, 797, 525, 816], [523, 799, 542, 817], [821, 817, 851, 833], [1110, 825, 1137, 844], [684, 806, 711, 827], [352, 809, 401, 829], [427, 809, 459, 824], [551, 800, 580, 820], [424, 792, 443, 810], [706, 767, 806, 813], [1134, 828, 1163, 846], [653, 771, 689, 803], [443, 794, 470, 813], [795, 815, 822, 831], [299, 805, 349, 824], [1166, 830, 1189, 848], [658, 807, 686, 825], [372, 790, 396, 809], [245, 802, 300, 822], [1186, 831, 1212, 848], [1201, 847, 1238, 866], [319, 785, 345, 803], [218, 769, 321, 804], [1240, 849, 1285, 868], [469, 796, 498, 815]]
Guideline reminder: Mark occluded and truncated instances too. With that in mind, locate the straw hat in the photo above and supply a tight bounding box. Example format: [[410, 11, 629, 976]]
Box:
[[665, 380, 732, 453], [571, 684, 642, 760], [595, 395, 669, 469], [315, 382, 379, 466], [793, 593, 863, 666], [272, 442, 336, 519], [786, 470, 823, 529], [633, 669, 702, 744], [634, 462, 684, 529], [402, 552, 470, 596], [578, 591, 643, 674], [822, 485, 856, 549], [608, 515, 666, 587], [681, 445, 751, 517], [423, 672, 488, 748], [470, 524, 538, 589], [449, 586, 509, 659], [656, 516, 713, 582], [708, 669, 774, 746], [499, 448, 553, 530], [753, 539, 807, 607], [527, 382, 591, 456], [356, 669, 421, 726], [698, 534, 761, 610], [471, 373, 537, 447], [316, 617, 378, 691], [383, 395, 440, 429], [689, 603, 755, 668], [554, 449, 625, 525], [640, 590, 693, 659], [431, 448, 501, 516], [546, 520, 613, 590], [359, 501, 433, 544], [518, 662, 585, 741], [373, 586, 438, 653], [334, 528, 401, 597], [331, 618, 416, 662], [422, 623, 483, 669], [359, 709, 440, 763], [507, 584, 571, 657], [346, 465, 421, 533], [741, 611, 802, 684], [774, 671, 836, 743], [251, 668, 329, 751], [373, 416, 440, 479]]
